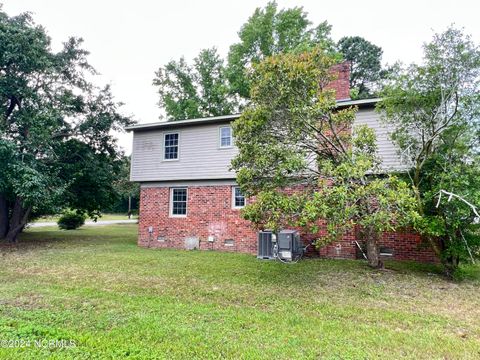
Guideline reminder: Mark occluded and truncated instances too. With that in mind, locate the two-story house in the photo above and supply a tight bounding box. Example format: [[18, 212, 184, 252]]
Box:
[[127, 65, 437, 262]]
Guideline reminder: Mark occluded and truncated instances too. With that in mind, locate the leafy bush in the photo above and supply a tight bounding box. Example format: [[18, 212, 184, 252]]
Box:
[[57, 211, 86, 230]]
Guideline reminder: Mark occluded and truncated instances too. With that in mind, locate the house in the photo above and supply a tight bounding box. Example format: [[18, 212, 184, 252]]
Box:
[[127, 65, 437, 262]]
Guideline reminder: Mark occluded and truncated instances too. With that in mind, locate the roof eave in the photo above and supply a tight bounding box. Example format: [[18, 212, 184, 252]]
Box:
[[125, 113, 241, 132], [126, 98, 381, 132]]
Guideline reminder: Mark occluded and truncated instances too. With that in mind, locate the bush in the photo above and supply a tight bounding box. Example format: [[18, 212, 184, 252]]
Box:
[[57, 211, 86, 230]]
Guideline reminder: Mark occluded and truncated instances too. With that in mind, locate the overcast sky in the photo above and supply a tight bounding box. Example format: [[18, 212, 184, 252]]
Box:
[[3, 0, 479, 154]]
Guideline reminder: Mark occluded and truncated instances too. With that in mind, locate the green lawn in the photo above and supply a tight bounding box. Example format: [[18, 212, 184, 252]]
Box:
[[0, 225, 479, 359], [33, 213, 138, 223]]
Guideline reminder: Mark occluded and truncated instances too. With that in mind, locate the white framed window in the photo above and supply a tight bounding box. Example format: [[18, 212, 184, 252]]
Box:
[[219, 126, 233, 148], [164, 133, 179, 160], [232, 186, 246, 209], [170, 188, 187, 217]]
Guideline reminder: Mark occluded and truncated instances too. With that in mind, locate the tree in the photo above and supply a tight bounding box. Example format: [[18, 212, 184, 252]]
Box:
[[227, 1, 335, 99], [379, 27, 480, 275], [195, 48, 237, 117], [109, 156, 140, 217], [231, 48, 418, 268], [153, 2, 338, 118], [153, 47, 236, 120], [337, 36, 384, 99], [0, 9, 132, 242]]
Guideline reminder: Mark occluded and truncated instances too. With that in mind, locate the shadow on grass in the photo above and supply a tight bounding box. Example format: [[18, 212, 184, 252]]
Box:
[[384, 260, 444, 276]]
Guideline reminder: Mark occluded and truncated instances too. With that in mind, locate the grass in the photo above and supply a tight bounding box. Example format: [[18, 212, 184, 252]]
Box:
[[33, 213, 138, 223], [0, 225, 479, 359]]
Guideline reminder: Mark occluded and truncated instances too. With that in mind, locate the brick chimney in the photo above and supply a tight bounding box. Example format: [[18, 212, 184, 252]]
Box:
[[326, 62, 351, 101]]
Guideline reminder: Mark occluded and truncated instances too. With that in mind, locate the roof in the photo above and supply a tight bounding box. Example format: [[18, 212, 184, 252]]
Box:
[[126, 114, 240, 132], [336, 98, 381, 108], [125, 98, 380, 132]]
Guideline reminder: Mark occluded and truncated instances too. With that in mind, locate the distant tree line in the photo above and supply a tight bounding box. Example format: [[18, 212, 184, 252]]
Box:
[[153, 1, 387, 120]]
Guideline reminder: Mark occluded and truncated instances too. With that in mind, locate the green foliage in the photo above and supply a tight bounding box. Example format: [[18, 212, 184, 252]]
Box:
[[232, 47, 345, 192], [232, 48, 418, 266], [195, 48, 237, 116], [57, 210, 86, 230], [337, 36, 384, 99], [0, 8, 132, 241], [153, 56, 201, 119], [227, 1, 336, 99], [379, 27, 480, 272], [153, 2, 338, 119], [153, 47, 236, 120], [106, 156, 140, 213]]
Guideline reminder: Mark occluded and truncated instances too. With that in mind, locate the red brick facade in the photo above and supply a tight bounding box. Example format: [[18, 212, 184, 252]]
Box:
[[138, 185, 438, 263], [139, 185, 258, 253], [327, 62, 351, 101]]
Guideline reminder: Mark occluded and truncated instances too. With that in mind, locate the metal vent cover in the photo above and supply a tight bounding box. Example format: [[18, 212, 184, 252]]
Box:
[[257, 231, 274, 259]]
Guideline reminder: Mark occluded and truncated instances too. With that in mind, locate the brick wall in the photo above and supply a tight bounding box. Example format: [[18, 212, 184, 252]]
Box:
[[138, 185, 438, 263], [327, 62, 351, 101], [139, 186, 258, 253]]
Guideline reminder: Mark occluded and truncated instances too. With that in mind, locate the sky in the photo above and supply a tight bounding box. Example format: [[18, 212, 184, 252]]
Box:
[[2, 0, 480, 154]]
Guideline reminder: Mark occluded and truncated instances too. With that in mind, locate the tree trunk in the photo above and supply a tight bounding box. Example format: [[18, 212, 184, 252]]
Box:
[[442, 255, 459, 279], [440, 235, 459, 278], [128, 196, 132, 219], [5, 197, 31, 243], [365, 226, 383, 269], [0, 193, 8, 239]]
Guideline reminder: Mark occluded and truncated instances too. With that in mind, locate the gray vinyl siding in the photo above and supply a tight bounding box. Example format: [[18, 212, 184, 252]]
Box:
[[130, 108, 405, 182], [131, 124, 238, 182], [353, 109, 406, 171]]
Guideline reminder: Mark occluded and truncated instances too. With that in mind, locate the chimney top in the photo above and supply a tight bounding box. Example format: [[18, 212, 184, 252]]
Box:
[[326, 62, 351, 101]]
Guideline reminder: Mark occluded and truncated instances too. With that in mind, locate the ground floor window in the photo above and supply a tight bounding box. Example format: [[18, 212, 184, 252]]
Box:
[[170, 188, 187, 216], [232, 186, 246, 208]]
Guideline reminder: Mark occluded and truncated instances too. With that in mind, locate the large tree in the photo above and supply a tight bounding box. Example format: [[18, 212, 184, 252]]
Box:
[[153, 2, 336, 120], [231, 48, 418, 268], [227, 1, 335, 99], [0, 9, 132, 242], [153, 47, 236, 120], [337, 36, 384, 99], [379, 27, 480, 275]]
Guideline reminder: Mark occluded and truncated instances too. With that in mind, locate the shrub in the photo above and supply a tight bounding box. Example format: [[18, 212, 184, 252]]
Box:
[[57, 211, 86, 230]]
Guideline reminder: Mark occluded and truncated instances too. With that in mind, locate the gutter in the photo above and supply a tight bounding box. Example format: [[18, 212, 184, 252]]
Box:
[[126, 98, 381, 132]]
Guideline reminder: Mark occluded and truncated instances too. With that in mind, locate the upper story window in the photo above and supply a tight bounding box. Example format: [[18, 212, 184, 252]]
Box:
[[164, 133, 179, 160], [232, 186, 246, 208], [219, 126, 233, 148], [170, 188, 187, 216]]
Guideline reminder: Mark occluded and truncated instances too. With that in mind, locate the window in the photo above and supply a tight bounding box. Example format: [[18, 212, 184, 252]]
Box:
[[170, 188, 187, 216], [232, 187, 245, 208], [164, 133, 179, 160], [219, 126, 232, 148]]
